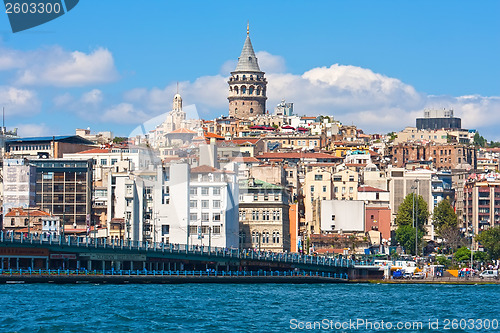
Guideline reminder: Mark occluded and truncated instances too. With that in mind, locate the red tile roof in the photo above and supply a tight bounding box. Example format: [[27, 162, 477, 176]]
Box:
[[169, 128, 197, 134], [5, 208, 52, 217], [358, 185, 388, 193], [77, 148, 111, 154], [191, 165, 234, 174], [257, 152, 341, 160]]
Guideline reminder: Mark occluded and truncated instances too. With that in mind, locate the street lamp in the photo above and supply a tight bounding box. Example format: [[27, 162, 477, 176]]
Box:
[[411, 179, 420, 257]]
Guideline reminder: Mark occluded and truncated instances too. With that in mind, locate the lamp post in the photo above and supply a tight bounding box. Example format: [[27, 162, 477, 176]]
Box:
[[415, 179, 419, 257]]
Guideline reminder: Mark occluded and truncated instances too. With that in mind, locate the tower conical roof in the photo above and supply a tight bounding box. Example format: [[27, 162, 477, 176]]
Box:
[[234, 35, 261, 72]]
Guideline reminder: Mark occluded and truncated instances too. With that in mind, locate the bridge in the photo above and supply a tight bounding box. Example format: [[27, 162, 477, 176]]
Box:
[[0, 232, 381, 283]]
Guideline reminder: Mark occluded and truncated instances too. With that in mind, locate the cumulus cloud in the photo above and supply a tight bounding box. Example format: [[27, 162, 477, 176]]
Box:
[[10, 47, 119, 87], [255, 51, 286, 73], [101, 103, 149, 124], [81, 89, 103, 105], [0, 86, 41, 116], [15, 123, 51, 137]]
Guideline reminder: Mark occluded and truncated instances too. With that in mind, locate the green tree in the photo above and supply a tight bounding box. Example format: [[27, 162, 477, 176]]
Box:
[[475, 226, 500, 260], [113, 136, 128, 144], [395, 225, 424, 256], [432, 199, 458, 235], [395, 194, 428, 255], [454, 246, 471, 263], [473, 132, 486, 147]]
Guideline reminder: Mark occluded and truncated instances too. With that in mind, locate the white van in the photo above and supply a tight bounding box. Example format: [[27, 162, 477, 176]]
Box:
[[479, 270, 498, 279]]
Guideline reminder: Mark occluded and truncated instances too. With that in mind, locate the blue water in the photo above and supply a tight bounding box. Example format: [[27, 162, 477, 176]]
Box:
[[1, 283, 499, 332]]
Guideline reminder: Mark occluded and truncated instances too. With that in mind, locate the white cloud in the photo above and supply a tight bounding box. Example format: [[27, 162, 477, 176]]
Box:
[[81, 89, 103, 105], [13, 47, 119, 87], [255, 51, 286, 73], [101, 103, 149, 124], [0, 86, 41, 116], [14, 123, 51, 137]]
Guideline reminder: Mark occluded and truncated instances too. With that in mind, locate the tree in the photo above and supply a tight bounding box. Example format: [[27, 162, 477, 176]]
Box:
[[395, 225, 424, 256], [473, 132, 486, 147], [113, 136, 128, 144], [432, 199, 458, 235], [475, 226, 500, 260], [395, 194, 428, 255], [454, 246, 471, 263], [439, 225, 465, 252]]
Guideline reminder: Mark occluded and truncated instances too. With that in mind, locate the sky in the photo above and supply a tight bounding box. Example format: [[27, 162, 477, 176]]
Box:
[[0, 0, 499, 139]]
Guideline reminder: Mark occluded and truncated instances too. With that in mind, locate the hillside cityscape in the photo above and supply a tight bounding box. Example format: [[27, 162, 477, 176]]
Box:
[[2, 27, 500, 267]]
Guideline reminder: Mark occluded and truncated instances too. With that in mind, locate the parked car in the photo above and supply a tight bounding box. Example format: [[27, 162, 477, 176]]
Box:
[[412, 272, 425, 279], [479, 270, 498, 279], [403, 272, 412, 279]]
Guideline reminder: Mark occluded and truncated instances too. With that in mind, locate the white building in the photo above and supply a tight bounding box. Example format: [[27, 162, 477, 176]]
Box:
[[320, 200, 365, 233], [188, 165, 239, 249]]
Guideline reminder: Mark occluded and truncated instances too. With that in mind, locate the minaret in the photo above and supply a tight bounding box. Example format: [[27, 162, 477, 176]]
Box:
[[228, 23, 267, 119]]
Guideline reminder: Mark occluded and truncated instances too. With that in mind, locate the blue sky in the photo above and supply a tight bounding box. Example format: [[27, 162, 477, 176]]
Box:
[[1, 0, 499, 139]]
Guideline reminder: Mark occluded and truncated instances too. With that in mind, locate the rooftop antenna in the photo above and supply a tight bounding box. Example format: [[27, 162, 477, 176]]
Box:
[[176, 81, 179, 94]]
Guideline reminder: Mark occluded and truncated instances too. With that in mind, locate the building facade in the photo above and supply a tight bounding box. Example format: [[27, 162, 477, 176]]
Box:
[[238, 177, 290, 252]]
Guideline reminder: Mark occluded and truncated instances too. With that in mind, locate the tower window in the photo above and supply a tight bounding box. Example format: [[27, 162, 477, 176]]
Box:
[[250, 108, 254, 113], [241, 86, 246, 94]]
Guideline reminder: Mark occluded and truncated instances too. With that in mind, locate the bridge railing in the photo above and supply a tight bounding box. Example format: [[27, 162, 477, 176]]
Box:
[[0, 231, 355, 268], [0, 268, 349, 280]]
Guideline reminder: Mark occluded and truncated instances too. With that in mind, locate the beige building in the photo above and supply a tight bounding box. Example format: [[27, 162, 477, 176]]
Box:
[[332, 169, 359, 201], [304, 168, 334, 235], [238, 178, 290, 252]]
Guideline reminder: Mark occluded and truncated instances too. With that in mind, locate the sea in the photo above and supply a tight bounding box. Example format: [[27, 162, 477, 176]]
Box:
[[1, 283, 499, 332]]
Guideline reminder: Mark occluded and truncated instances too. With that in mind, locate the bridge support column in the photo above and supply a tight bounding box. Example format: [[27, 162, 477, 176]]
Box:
[[16, 258, 19, 269], [143, 262, 146, 270], [102, 261, 105, 271], [31, 258, 34, 269], [88, 260, 92, 271], [77, 260, 80, 270], [46, 258, 49, 270], [130, 261, 134, 270], [1, 257, 3, 270]]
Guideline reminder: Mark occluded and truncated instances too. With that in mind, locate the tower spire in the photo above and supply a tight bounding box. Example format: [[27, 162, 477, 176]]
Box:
[[247, 21, 249, 36]]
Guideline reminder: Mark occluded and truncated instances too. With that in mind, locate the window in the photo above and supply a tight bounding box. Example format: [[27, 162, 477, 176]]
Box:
[[333, 176, 342, 182], [262, 232, 269, 244], [161, 225, 170, 235], [212, 226, 221, 234], [189, 226, 197, 234], [190, 200, 197, 208], [264, 194, 268, 201], [376, 193, 380, 200], [349, 176, 355, 182], [252, 231, 259, 243], [252, 211, 259, 220], [111, 158, 118, 165], [213, 187, 221, 195], [323, 186, 327, 192], [310, 185, 315, 193], [100, 159, 107, 166], [315, 174, 323, 181], [190, 187, 197, 195], [239, 210, 245, 220], [213, 200, 221, 209], [201, 200, 209, 208], [331, 215, 335, 221], [201, 187, 209, 195], [201, 213, 209, 222], [349, 187, 353, 193], [334, 186, 338, 193], [190, 213, 197, 221], [213, 213, 221, 222], [253, 193, 258, 201], [274, 194, 279, 201]]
